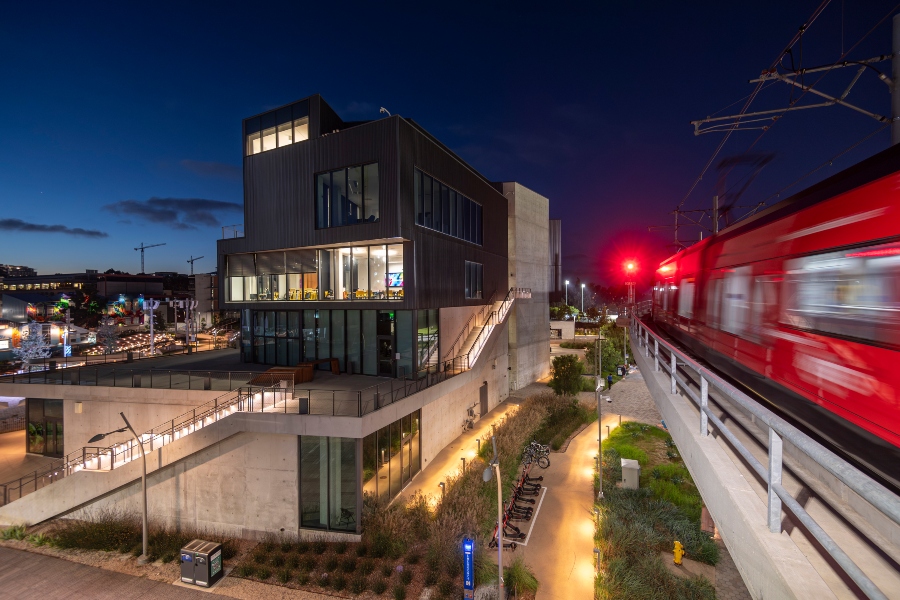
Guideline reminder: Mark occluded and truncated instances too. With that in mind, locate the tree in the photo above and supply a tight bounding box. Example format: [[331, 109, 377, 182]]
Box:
[[12, 322, 51, 371], [97, 317, 120, 354], [548, 354, 585, 397]]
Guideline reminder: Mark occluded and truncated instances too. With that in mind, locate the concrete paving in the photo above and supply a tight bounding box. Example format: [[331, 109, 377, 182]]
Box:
[[0, 431, 57, 485], [396, 397, 519, 505], [517, 412, 617, 600], [0, 546, 226, 599]]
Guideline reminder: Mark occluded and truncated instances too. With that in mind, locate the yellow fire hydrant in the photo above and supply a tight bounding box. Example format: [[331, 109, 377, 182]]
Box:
[[673, 540, 685, 565]]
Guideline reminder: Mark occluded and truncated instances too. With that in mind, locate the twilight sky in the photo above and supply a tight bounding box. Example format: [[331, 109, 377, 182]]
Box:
[[2, 1, 898, 286]]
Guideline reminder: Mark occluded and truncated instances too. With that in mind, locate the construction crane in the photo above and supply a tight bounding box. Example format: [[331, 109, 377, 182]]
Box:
[[134, 242, 166, 274], [186, 255, 205, 276]]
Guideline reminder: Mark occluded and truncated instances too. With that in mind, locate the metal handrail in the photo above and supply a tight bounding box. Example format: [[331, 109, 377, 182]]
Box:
[[465, 288, 529, 368], [442, 290, 497, 361], [631, 311, 899, 600], [0, 367, 264, 391]]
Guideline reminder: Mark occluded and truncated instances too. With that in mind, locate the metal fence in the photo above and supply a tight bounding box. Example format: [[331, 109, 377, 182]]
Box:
[[0, 416, 24, 434], [0, 367, 264, 392], [631, 306, 900, 600]]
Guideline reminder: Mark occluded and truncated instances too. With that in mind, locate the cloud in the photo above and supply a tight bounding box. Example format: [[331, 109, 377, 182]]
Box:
[[180, 159, 241, 180], [103, 197, 243, 230], [0, 218, 108, 238]]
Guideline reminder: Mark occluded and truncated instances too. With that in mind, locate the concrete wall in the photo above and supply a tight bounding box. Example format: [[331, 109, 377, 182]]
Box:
[[439, 304, 482, 361], [500, 182, 550, 390], [0, 383, 223, 458], [549, 320, 575, 340]]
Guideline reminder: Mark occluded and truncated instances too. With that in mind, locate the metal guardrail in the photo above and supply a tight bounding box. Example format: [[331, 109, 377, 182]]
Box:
[[465, 288, 530, 369], [0, 416, 25, 434], [0, 367, 263, 391], [631, 305, 900, 600]]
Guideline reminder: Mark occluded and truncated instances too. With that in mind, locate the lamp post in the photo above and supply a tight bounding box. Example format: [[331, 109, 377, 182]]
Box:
[[596, 335, 604, 500], [439, 481, 445, 500], [565, 280, 569, 307], [88, 412, 149, 564], [483, 436, 504, 595], [581, 283, 585, 316]]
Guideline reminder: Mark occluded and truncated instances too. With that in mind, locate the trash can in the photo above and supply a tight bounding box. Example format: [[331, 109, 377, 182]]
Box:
[[181, 539, 224, 587], [616, 365, 625, 376]]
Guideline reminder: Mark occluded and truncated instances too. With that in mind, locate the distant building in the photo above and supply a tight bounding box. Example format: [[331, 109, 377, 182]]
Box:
[[549, 219, 562, 304], [0, 264, 37, 278]]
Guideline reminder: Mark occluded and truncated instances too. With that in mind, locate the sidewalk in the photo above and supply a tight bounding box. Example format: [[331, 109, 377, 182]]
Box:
[[0, 431, 57, 486], [396, 397, 519, 505], [517, 413, 619, 599], [0, 546, 225, 600]]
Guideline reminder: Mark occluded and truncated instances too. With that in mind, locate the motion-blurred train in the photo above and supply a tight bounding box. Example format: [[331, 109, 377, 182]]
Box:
[[652, 144, 900, 491]]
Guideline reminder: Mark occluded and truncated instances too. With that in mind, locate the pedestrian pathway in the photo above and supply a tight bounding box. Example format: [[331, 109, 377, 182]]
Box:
[[0, 431, 57, 486], [517, 413, 619, 599], [0, 546, 226, 600], [396, 397, 519, 505]]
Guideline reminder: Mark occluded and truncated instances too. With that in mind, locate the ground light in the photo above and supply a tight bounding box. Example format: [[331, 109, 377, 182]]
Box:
[[88, 412, 149, 564]]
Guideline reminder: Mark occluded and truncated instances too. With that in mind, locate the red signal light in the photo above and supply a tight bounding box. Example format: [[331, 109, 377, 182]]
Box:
[[623, 260, 637, 274]]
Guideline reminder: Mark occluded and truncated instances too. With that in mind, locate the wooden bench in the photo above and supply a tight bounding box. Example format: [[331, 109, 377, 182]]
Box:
[[299, 358, 340, 376]]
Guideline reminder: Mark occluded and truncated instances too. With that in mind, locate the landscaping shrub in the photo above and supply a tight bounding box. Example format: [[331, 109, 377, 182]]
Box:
[[51, 511, 139, 551], [280, 540, 295, 553], [270, 553, 285, 567], [504, 556, 539, 595], [380, 563, 394, 577], [237, 564, 255, 577], [313, 539, 328, 554], [350, 574, 368, 593], [531, 393, 596, 450], [334, 540, 348, 554], [302, 555, 318, 571], [355, 543, 368, 557], [26, 532, 53, 546], [332, 573, 346, 590], [296, 540, 309, 554], [399, 569, 413, 585], [325, 555, 339, 571], [253, 550, 268, 565], [277, 569, 292, 584], [285, 554, 299, 569], [372, 577, 388, 594], [296, 571, 310, 585], [1, 525, 27, 541], [256, 567, 271, 580], [341, 556, 357, 573], [424, 569, 438, 586], [393, 584, 407, 600], [359, 558, 375, 575], [548, 354, 584, 396], [405, 550, 421, 565]]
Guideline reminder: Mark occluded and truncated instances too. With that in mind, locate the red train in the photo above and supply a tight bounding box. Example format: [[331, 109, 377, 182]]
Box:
[[652, 144, 900, 490]]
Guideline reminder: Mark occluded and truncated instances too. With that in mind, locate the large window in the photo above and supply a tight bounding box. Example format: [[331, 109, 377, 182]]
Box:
[[300, 435, 358, 532], [415, 168, 482, 245], [245, 100, 309, 156], [226, 243, 402, 302], [316, 163, 379, 228], [362, 410, 421, 506], [465, 261, 483, 299]]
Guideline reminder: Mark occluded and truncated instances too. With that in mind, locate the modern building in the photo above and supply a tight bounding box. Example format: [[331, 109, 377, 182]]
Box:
[[0, 95, 550, 540], [0, 265, 37, 278]]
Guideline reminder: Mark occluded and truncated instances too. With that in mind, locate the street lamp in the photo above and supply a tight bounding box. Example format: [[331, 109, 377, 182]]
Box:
[[483, 436, 504, 595], [89, 412, 149, 564], [565, 280, 569, 306], [595, 336, 604, 500], [581, 283, 585, 315], [439, 481, 445, 500]]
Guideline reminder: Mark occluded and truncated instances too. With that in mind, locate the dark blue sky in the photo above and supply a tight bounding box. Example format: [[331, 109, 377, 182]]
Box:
[[2, 1, 897, 284]]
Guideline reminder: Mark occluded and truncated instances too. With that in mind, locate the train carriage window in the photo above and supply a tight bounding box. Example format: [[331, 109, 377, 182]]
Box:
[[783, 243, 900, 348], [677, 277, 695, 319], [707, 278, 722, 329], [722, 266, 751, 336]]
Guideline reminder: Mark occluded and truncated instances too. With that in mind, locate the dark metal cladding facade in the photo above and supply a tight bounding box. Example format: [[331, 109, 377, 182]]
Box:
[[217, 94, 508, 311]]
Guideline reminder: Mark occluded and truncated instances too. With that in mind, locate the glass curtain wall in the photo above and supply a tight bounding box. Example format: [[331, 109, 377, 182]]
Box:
[[299, 435, 357, 532], [247, 308, 413, 374], [414, 168, 482, 245], [245, 99, 309, 156], [315, 163, 379, 228], [362, 409, 421, 505], [226, 243, 403, 302], [26, 398, 64, 457]]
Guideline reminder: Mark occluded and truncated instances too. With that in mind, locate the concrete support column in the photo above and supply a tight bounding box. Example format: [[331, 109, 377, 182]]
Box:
[[767, 428, 783, 533]]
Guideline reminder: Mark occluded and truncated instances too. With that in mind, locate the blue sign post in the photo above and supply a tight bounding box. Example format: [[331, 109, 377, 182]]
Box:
[[463, 537, 475, 599]]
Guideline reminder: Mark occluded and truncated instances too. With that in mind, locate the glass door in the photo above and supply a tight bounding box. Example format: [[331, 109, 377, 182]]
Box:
[[377, 337, 394, 377], [44, 418, 63, 458]]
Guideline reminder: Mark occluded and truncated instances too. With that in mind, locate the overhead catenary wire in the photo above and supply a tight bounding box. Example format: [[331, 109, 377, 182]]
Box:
[[676, 0, 833, 209]]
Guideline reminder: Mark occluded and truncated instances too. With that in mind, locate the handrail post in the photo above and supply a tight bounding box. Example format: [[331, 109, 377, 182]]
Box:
[[768, 427, 783, 533], [654, 339, 659, 372], [670, 352, 677, 395], [700, 376, 709, 436]]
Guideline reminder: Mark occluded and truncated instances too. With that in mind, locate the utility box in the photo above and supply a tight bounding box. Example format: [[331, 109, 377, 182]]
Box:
[[180, 539, 224, 587], [621, 458, 640, 490]]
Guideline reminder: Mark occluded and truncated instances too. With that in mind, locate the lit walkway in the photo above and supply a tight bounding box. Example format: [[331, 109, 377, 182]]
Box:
[[517, 412, 617, 600], [396, 398, 517, 505], [0, 431, 57, 486], [0, 546, 226, 600]]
